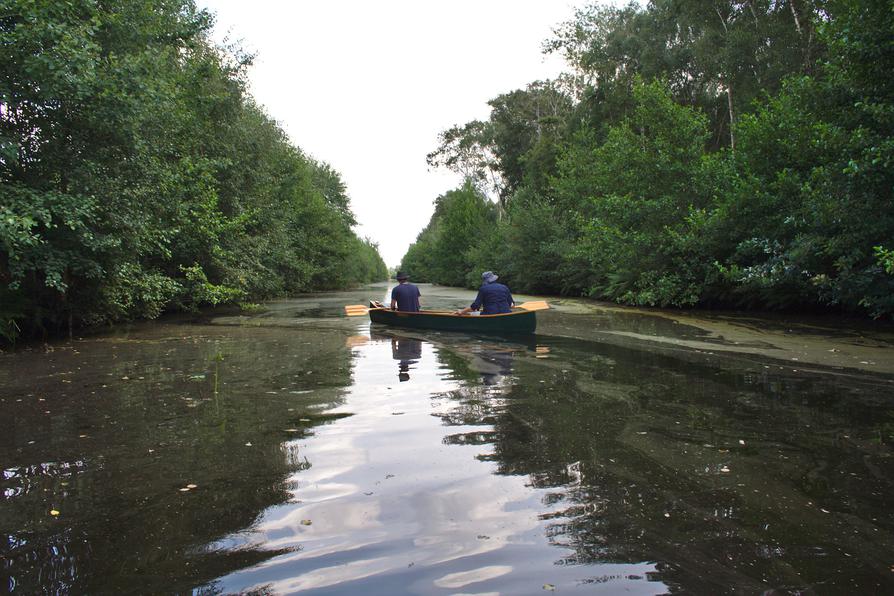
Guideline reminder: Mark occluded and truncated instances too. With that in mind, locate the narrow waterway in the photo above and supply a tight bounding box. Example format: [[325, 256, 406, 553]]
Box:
[[3, 283, 893, 594]]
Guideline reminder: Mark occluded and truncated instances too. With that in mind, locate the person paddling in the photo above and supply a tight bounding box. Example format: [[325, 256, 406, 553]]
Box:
[[390, 271, 421, 312], [456, 271, 514, 315]]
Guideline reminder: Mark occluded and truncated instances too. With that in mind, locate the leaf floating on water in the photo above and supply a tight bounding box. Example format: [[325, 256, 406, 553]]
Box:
[[300, 519, 312, 526], [50, 510, 60, 516]]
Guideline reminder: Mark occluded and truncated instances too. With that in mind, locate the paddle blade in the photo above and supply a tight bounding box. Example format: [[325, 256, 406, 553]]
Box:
[[517, 300, 550, 311], [344, 304, 369, 316]]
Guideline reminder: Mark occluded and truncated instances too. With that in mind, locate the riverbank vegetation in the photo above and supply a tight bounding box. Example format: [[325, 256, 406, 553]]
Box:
[[401, 0, 893, 318], [0, 1, 387, 342]]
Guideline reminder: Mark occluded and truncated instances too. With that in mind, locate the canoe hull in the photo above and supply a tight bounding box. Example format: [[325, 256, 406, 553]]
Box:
[[368, 308, 536, 334]]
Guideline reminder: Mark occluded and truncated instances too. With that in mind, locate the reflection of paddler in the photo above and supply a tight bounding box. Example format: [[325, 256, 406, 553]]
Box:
[[474, 348, 515, 386], [391, 337, 422, 382]]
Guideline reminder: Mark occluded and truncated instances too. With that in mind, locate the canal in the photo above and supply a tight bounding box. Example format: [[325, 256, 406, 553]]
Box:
[[3, 283, 893, 594]]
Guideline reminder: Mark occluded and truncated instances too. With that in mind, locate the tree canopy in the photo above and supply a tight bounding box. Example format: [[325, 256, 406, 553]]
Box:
[[1, 0, 386, 342], [406, 0, 893, 317]]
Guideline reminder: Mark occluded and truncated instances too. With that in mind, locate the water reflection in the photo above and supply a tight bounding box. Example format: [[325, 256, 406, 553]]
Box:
[[3, 295, 894, 595], [472, 347, 515, 386], [0, 324, 353, 594], [429, 334, 894, 594], [390, 336, 422, 382]]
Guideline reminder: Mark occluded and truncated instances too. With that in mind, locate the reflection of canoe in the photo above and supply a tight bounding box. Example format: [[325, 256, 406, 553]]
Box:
[[367, 307, 536, 334]]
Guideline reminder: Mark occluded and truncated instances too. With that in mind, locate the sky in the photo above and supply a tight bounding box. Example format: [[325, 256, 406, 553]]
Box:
[[200, 0, 599, 267]]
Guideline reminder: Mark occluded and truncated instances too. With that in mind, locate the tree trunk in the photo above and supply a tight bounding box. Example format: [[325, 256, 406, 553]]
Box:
[[789, 0, 803, 36], [726, 83, 736, 151]]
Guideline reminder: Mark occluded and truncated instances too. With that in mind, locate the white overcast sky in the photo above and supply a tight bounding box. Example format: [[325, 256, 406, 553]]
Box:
[[199, 0, 606, 266]]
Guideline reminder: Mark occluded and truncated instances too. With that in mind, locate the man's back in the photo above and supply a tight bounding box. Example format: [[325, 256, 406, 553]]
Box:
[[391, 283, 421, 312], [472, 282, 513, 315]]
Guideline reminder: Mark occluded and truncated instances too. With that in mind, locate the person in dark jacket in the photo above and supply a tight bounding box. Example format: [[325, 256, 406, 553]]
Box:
[[390, 271, 421, 312], [455, 271, 514, 315]]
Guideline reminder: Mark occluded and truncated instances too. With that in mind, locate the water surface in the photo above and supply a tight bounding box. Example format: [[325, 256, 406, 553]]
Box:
[[3, 284, 893, 594]]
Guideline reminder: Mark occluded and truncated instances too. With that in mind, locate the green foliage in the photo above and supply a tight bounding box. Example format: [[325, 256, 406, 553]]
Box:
[[877, 247, 894, 276], [399, 182, 497, 286], [0, 0, 385, 341], [96, 263, 182, 322], [409, 0, 893, 318], [567, 81, 712, 306], [178, 264, 244, 309]]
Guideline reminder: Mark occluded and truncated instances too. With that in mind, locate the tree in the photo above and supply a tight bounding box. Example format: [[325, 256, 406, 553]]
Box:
[[0, 0, 387, 341]]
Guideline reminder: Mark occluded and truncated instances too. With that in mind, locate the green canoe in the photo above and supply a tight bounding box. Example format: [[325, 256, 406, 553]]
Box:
[[367, 307, 537, 334]]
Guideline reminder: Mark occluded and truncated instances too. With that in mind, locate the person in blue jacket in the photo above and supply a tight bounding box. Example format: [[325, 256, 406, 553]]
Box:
[[455, 271, 514, 315], [390, 271, 421, 312]]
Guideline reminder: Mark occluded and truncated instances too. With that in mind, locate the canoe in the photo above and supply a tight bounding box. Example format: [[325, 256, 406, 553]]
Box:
[[367, 307, 536, 334]]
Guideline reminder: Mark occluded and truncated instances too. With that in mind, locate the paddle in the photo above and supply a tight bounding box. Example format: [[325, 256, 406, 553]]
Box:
[[347, 300, 549, 315], [516, 300, 550, 311]]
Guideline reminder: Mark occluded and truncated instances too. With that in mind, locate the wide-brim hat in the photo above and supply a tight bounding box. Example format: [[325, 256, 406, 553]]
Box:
[[396, 271, 409, 280], [482, 271, 498, 283]]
